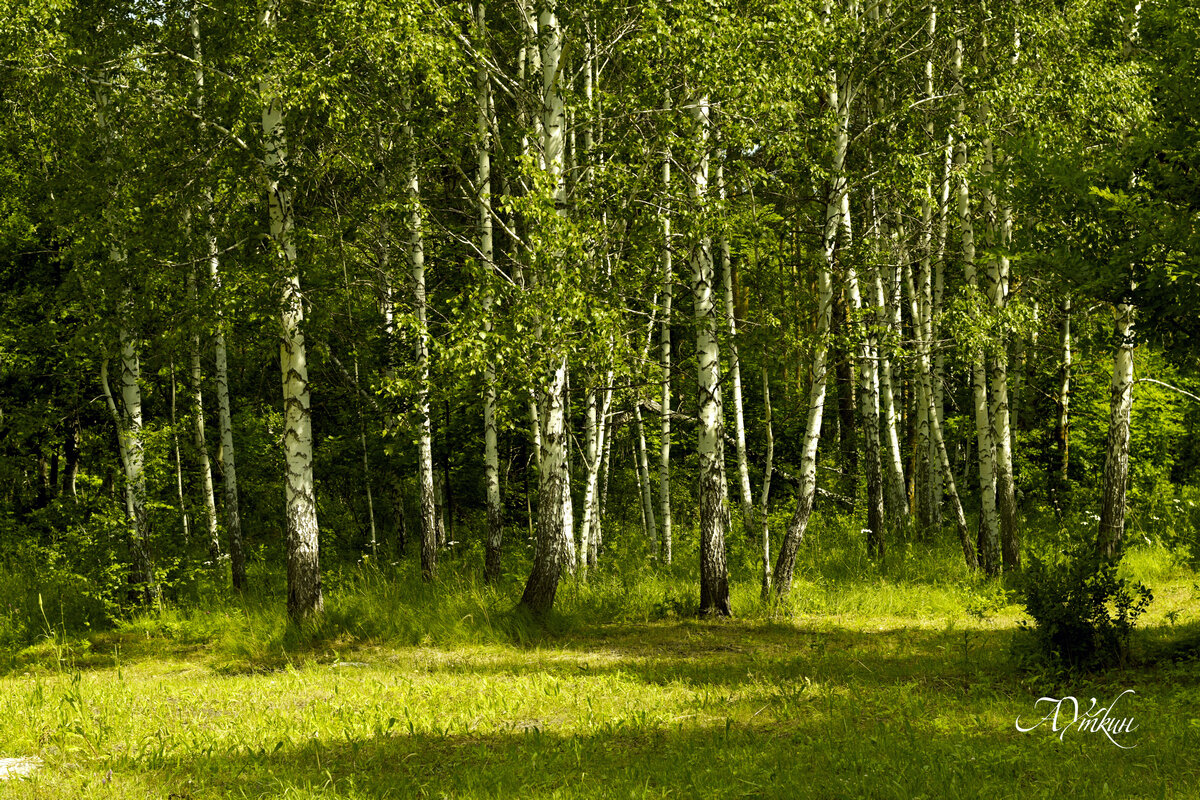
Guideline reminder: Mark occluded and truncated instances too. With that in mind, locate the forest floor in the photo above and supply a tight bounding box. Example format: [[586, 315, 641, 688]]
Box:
[[2, 544, 1200, 798]]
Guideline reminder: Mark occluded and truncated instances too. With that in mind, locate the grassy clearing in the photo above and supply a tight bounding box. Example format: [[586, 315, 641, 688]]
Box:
[[2, 541, 1200, 798]]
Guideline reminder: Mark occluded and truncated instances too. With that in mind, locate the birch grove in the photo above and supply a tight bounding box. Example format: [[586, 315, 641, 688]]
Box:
[[1, 0, 1190, 622]]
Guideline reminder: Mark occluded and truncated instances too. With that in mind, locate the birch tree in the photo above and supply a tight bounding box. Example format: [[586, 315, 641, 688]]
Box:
[[260, 3, 322, 620]]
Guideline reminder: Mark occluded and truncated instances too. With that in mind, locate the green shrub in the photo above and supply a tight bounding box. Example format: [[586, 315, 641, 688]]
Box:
[[1018, 547, 1152, 669]]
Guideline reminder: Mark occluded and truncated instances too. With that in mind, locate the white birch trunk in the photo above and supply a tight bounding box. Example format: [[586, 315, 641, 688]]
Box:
[[261, 6, 321, 619], [94, 79, 157, 605], [521, 0, 570, 615], [659, 89, 674, 565], [904, 258, 978, 569], [475, 0, 503, 583], [186, 271, 221, 562], [773, 44, 841, 597], [979, 37, 1019, 571], [719, 160, 754, 529], [690, 94, 730, 616], [954, 32, 1000, 575], [405, 124, 438, 582], [191, 1, 244, 589]]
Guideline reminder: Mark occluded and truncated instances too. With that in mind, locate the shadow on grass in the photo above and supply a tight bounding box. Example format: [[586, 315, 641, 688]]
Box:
[[114, 690, 1196, 800]]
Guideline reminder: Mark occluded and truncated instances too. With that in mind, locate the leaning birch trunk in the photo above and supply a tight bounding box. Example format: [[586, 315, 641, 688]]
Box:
[[521, 0, 570, 615], [773, 51, 841, 598], [475, 0, 503, 583], [633, 401, 658, 553], [187, 271, 221, 562], [659, 89, 674, 565], [1054, 296, 1072, 508], [954, 32, 1001, 575], [1098, 300, 1136, 560], [719, 159, 754, 529], [261, 8, 322, 619], [101, 347, 157, 605], [690, 94, 731, 616], [406, 125, 438, 582]]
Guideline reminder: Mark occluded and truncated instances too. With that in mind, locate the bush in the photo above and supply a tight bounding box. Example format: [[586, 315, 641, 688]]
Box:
[[1018, 547, 1152, 669]]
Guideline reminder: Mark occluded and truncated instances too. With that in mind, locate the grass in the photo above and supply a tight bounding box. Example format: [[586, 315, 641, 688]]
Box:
[[2, 536, 1200, 798]]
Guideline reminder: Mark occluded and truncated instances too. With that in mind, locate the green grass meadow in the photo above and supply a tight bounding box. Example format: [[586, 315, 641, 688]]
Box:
[[2, 535, 1200, 798]]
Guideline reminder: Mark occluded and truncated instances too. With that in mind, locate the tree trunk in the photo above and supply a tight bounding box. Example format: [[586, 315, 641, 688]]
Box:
[[192, 1, 245, 589], [659, 90, 674, 564], [1098, 300, 1135, 560], [760, 365, 774, 600], [520, 0, 570, 616], [773, 56, 843, 599], [719, 160, 754, 529], [833, 291, 858, 505], [690, 94, 731, 617], [954, 32, 1000, 575], [476, 0, 503, 584], [188, 271, 221, 562], [981, 84, 1020, 572], [261, 6, 321, 619], [904, 258, 977, 569], [1054, 296, 1071, 509], [170, 362, 190, 543], [633, 400, 658, 553]]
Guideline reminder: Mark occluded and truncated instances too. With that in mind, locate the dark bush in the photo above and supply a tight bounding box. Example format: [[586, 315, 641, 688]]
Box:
[[1018, 548, 1152, 668]]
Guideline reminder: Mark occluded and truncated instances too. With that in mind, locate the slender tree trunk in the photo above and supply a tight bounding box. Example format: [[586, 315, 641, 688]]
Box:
[[833, 291, 858, 505], [1054, 296, 1072, 509], [476, 0, 503, 583], [719, 160, 754, 529], [981, 79, 1019, 572], [101, 313, 157, 605], [170, 362, 190, 543], [93, 73, 157, 604], [187, 272, 221, 561], [954, 33, 1000, 575], [408, 137, 438, 581], [873, 252, 907, 525], [261, 6, 321, 619], [773, 53, 843, 599], [633, 401, 658, 553], [191, 1, 244, 590], [904, 258, 977, 569], [760, 365, 774, 600], [659, 89, 674, 565], [1098, 300, 1136, 560], [689, 94, 731, 616]]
